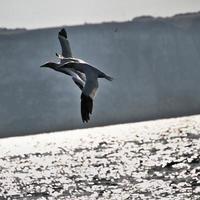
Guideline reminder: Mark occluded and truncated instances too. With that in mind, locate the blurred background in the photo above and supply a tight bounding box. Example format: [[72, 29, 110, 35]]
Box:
[[1, 0, 200, 137]]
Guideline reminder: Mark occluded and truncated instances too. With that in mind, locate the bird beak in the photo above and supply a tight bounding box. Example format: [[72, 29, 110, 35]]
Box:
[[40, 64, 47, 68]]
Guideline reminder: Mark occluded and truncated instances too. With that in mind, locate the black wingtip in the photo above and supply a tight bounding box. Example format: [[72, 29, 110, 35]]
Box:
[[59, 28, 67, 38], [81, 93, 93, 123]]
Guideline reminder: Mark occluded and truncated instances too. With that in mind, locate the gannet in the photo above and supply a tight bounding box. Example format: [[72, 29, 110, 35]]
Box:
[[40, 28, 113, 122]]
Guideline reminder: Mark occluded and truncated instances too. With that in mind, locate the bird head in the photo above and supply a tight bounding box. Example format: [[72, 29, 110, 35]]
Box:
[[40, 62, 58, 70]]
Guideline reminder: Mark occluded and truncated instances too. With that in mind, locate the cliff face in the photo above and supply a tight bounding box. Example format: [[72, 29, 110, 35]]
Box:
[[1, 12, 200, 137]]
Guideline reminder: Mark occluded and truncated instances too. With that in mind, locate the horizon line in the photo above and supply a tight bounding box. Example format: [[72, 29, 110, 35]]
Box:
[[1, 10, 199, 31]]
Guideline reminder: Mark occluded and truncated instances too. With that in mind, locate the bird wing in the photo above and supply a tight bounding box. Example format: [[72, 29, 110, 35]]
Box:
[[72, 76, 84, 90], [60, 61, 99, 98], [80, 70, 99, 122], [56, 53, 87, 65], [81, 93, 93, 123], [58, 28, 72, 58], [75, 70, 86, 82], [40, 60, 85, 89], [58, 66, 85, 90], [83, 69, 99, 99]]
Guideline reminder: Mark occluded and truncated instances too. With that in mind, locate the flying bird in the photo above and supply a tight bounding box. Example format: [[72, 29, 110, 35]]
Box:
[[40, 28, 113, 122], [41, 29, 86, 90]]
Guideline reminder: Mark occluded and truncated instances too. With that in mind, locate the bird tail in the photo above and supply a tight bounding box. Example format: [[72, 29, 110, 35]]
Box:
[[81, 93, 93, 123]]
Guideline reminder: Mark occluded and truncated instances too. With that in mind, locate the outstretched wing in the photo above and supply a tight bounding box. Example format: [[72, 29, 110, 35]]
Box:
[[70, 70, 85, 90], [60, 61, 99, 99], [83, 70, 99, 99], [58, 28, 72, 58], [81, 93, 93, 123], [81, 69, 99, 122], [58, 66, 85, 90]]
